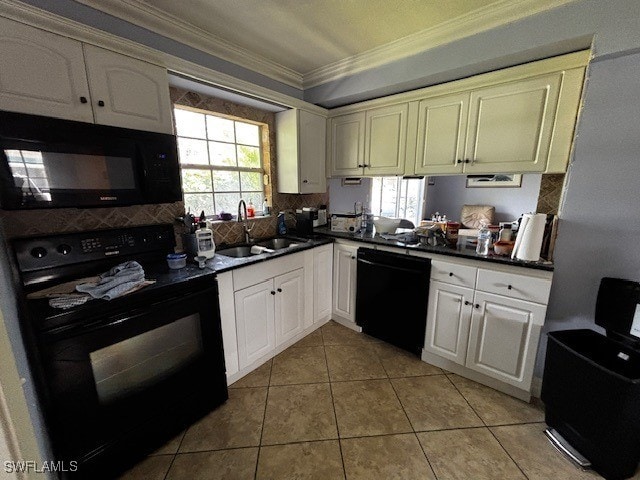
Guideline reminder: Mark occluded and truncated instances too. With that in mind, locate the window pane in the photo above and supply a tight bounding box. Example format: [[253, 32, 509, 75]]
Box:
[[235, 122, 260, 146], [174, 109, 206, 139], [237, 145, 260, 168], [207, 116, 235, 142], [214, 192, 241, 215], [183, 193, 213, 215], [404, 179, 422, 223], [380, 178, 398, 217], [213, 170, 240, 192], [209, 142, 236, 167], [181, 169, 212, 193], [178, 138, 208, 165], [240, 171, 262, 191]]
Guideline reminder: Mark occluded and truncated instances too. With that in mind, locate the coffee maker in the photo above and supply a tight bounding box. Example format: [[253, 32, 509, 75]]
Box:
[[295, 206, 327, 236]]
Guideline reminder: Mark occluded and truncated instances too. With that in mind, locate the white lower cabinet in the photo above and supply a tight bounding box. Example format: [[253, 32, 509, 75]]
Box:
[[219, 246, 331, 383], [274, 269, 305, 347], [235, 279, 276, 369], [332, 242, 358, 323], [424, 281, 473, 365], [313, 244, 333, 322], [422, 258, 552, 400], [466, 291, 546, 389]]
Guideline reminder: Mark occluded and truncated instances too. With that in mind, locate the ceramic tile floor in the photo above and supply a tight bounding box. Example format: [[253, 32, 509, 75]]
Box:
[[119, 321, 615, 480]]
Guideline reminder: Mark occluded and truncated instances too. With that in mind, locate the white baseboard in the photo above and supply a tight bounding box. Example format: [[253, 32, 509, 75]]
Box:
[[530, 376, 543, 398], [331, 315, 362, 332]]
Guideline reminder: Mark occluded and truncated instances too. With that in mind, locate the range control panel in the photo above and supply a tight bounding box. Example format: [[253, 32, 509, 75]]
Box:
[[13, 224, 175, 273]]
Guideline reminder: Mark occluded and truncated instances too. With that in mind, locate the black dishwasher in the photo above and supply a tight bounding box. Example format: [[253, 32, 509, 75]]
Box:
[[356, 248, 431, 356]]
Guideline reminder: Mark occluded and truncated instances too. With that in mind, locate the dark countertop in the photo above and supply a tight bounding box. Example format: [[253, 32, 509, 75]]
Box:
[[205, 235, 334, 274], [314, 227, 554, 272]]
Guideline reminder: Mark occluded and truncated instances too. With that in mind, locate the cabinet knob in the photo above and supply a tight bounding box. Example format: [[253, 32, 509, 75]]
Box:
[[449, 272, 454, 276], [507, 284, 513, 290], [364, 164, 369, 167], [464, 300, 471, 306], [302, 180, 308, 183], [270, 291, 276, 295], [351, 256, 356, 260], [98, 100, 105, 107], [456, 159, 462, 164], [464, 159, 470, 164], [79, 96, 88, 104], [474, 303, 480, 309], [358, 164, 364, 168], [277, 288, 282, 293]]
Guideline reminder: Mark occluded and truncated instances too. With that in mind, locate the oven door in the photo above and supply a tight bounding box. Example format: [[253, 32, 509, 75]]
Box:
[[39, 282, 227, 472]]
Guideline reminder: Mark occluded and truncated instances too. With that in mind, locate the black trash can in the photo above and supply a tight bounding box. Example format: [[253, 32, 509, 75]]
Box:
[[542, 329, 640, 479]]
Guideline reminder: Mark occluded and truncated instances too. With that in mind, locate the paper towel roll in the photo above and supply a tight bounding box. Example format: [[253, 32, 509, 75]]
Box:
[[511, 213, 546, 261]]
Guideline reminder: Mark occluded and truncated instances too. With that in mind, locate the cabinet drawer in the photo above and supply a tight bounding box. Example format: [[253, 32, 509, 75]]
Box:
[[476, 269, 551, 304], [430, 260, 477, 288]]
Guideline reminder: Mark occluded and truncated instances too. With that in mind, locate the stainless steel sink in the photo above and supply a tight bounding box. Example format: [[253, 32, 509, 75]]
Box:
[[257, 237, 302, 250], [216, 246, 254, 258]]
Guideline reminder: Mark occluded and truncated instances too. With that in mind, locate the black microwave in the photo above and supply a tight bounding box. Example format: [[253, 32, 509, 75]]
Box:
[[0, 110, 182, 209]]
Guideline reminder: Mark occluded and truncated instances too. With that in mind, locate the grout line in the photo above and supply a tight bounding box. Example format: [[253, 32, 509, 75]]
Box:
[[160, 427, 187, 480], [445, 374, 486, 427], [254, 360, 274, 479], [324, 337, 348, 480], [487, 427, 531, 480]]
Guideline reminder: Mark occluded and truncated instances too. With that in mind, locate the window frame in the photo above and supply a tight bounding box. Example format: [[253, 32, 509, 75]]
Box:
[[173, 105, 266, 215]]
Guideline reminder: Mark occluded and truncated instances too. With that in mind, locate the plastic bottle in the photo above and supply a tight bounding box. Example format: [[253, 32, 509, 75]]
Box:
[[476, 222, 491, 256], [196, 220, 216, 259], [277, 212, 287, 235], [247, 199, 255, 218], [262, 198, 270, 216]]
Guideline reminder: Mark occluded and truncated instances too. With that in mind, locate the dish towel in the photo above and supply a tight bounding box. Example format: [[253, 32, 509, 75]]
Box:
[[76, 261, 146, 300]]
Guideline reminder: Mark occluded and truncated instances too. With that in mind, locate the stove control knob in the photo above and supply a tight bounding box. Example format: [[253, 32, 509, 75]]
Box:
[[57, 244, 72, 255], [30, 247, 47, 258]]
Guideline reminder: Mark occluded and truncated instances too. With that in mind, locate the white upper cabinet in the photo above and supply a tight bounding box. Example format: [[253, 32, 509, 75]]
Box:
[[464, 73, 562, 174], [364, 103, 408, 176], [414, 93, 469, 175], [0, 17, 173, 134], [0, 17, 93, 123], [83, 45, 173, 134], [329, 111, 366, 177], [276, 109, 327, 193]]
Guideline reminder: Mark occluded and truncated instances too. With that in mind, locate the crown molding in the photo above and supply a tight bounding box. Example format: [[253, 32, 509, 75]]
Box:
[[72, 0, 303, 89], [0, 0, 326, 115], [302, 0, 579, 88]]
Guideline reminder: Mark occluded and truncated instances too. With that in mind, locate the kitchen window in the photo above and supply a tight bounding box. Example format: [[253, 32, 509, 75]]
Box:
[[174, 105, 265, 215], [370, 176, 425, 226]]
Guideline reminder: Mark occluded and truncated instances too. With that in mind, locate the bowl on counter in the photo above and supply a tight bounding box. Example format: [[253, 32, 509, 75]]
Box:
[[373, 216, 401, 234], [493, 240, 515, 256]]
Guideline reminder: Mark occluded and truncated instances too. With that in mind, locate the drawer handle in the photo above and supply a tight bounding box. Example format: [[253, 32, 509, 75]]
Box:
[[508, 284, 513, 290], [474, 304, 480, 309], [464, 301, 471, 306], [277, 288, 282, 293], [270, 291, 276, 295]]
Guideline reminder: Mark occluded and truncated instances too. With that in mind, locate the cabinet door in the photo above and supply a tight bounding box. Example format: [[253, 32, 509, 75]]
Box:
[[332, 244, 358, 322], [424, 281, 474, 365], [414, 93, 468, 175], [464, 73, 562, 173], [83, 45, 173, 134], [330, 112, 365, 176], [466, 291, 546, 389], [235, 279, 276, 369], [299, 110, 327, 193], [274, 269, 305, 347], [313, 245, 333, 322], [364, 103, 408, 176], [0, 17, 93, 123]]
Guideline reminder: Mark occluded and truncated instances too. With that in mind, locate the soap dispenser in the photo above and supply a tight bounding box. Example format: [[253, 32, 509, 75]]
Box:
[[196, 217, 216, 259]]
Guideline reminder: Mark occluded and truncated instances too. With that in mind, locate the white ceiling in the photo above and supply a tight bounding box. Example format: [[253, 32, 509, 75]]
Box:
[[75, 0, 575, 89]]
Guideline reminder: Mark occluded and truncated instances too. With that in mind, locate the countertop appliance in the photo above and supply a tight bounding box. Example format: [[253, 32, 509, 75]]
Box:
[[542, 277, 640, 480], [355, 248, 431, 355], [0, 110, 181, 209], [331, 212, 362, 233], [12, 224, 227, 479]]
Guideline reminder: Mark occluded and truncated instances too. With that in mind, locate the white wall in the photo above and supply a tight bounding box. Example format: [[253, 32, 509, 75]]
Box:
[[425, 175, 542, 223], [328, 178, 372, 214]]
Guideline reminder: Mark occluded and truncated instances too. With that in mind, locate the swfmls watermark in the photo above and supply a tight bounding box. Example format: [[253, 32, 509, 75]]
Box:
[[4, 460, 78, 473]]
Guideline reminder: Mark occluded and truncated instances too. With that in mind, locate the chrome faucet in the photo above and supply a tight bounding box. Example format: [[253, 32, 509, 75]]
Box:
[[237, 200, 254, 243]]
